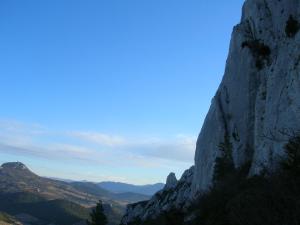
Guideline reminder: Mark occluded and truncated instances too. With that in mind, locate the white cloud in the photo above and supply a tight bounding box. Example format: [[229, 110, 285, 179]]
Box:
[[68, 131, 196, 163], [0, 119, 196, 169], [0, 119, 46, 135], [68, 131, 127, 147]]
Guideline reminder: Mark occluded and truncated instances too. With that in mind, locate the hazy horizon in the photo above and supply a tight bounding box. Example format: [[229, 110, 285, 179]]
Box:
[[0, 0, 244, 185]]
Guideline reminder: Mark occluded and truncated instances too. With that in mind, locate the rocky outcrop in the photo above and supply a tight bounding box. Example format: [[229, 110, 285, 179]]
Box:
[[1, 162, 28, 171], [121, 0, 300, 223], [165, 173, 177, 190], [120, 167, 194, 224]]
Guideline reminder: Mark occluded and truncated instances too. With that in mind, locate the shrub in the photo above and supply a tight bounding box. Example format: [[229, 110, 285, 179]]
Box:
[[189, 135, 300, 225], [281, 135, 300, 175], [285, 15, 300, 38], [127, 209, 184, 225], [226, 186, 296, 225], [87, 200, 107, 225], [134, 136, 300, 225], [241, 40, 271, 70], [241, 40, 271, 56], [213, 135, 234, 183]]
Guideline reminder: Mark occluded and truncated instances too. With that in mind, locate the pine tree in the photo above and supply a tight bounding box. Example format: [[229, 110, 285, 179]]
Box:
[[213, 134, 234, 183], [87, 200, 108, 225], [281, 136, 300, 175]]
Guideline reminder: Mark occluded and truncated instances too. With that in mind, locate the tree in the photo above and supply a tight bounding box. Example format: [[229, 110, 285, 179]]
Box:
[[285, 15, 300, 38], [213, 134, 234, 183], [281, 135, 300, 175], [87, 200, 108, 225]]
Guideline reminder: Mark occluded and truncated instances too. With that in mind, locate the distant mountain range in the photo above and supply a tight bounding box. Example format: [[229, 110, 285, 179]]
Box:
[[48, 178, 164, 196], [98, 182, 164, 196], [0, 162, 163, 225]]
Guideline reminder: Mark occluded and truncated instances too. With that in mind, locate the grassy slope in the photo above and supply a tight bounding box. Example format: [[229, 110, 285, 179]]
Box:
[[0, 192, 89, 225], [0, 163, 143, 225], [0, 212, 21, 225]]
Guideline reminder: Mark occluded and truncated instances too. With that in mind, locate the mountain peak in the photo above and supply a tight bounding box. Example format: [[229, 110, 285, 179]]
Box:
[[165, 172, 177, 190], [1, 162, 29, 171]]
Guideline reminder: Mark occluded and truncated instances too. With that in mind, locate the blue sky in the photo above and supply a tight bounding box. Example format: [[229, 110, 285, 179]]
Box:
[[0, 0, 244, 184]]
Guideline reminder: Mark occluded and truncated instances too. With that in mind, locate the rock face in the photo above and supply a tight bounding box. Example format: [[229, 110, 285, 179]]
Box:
[[165, 173, 177, 190], [1, 162, 28, 171], [120, 167, 194, 224], [193, 0, 300, 194], [121, 0, 300, 223]]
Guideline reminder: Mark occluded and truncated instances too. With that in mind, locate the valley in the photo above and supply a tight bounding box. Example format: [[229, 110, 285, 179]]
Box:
[[0, 162, 163, 225]]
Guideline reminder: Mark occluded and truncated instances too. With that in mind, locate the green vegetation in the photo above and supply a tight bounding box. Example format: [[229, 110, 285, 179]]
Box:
[[87, 200, 108, 225], [190, 135, 300, 225], [128, 135, 300, 225], [0, 212, 16, 224], [0, 162, 133, 225], [125, 208, 184, 225], [285, 15, 300, 38], [213, 134, 234, 183], [280, 135, 300, 174], [0, 192, 90, 225], [241, 40, 271, 70], [0, 191, 123, 225]]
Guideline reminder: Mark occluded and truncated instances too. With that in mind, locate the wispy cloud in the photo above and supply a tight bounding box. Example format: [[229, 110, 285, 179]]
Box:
[[0, 119, 46, 135], [0, 119, 196, 181], [68, 131, 127, 147], [68, 130, 196, 163]]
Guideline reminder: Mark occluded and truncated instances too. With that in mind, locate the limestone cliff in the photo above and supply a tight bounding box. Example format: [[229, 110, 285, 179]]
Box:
[[121, 0, 300, 223], [193, 0, 300, 194]]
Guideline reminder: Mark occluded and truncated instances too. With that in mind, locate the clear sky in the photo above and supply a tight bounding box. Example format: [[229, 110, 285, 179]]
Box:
[[0, 0, 245, 184]]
